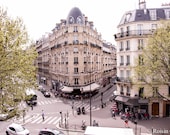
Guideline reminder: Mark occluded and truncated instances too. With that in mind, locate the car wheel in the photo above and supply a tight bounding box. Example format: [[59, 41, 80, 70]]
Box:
[[6, 131, 9, 135]]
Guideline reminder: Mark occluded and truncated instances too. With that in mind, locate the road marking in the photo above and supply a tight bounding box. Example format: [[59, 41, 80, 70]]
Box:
[[53, 117, 61, 125], [47, 116, 58, 124], [42, 116, 53, 124], [31, 116, 42, 124]]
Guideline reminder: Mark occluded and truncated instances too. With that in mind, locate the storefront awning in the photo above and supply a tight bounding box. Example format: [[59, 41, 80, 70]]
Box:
[[81, 83, 100, 92], [115, 96, 129, 103], [61, 86, 73, 93], [125, 98, 139, 106]]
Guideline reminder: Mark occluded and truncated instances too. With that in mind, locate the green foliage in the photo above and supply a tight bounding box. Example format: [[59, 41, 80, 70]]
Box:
[[0, 7, 37, 113], [134, 21, 170, 85]]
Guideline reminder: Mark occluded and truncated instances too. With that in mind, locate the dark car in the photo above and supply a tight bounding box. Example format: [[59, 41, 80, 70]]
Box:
[[43, 91, 51, 97], [38, 128, 65, 135]]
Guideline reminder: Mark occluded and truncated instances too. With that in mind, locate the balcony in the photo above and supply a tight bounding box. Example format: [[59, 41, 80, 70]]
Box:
[[114, 29, 153, 40]]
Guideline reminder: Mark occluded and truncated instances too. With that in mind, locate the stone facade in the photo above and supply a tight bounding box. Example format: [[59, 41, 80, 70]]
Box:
[[36, 7, 116, 94]]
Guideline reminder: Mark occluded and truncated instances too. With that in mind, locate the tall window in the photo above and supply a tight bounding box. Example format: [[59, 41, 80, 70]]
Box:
[[149, 10, 157, 20], [120, 70, 124, 78], [120, 56, 124, 65], [153, 87, 158, 97], [74, 67, 78, 74], [126, 55, 130, 65], [120, 42, 124, 51], [126, 40, 130, 50], [139, 55, 144, 65], [74, 26, 78, 32], [120, 28, 124, 36], [73, 47, 78, 53], [139, 87, 144, 98], [74, 57, 78, 64], [165, 9, 170, 19], [138, 39, 144, 50], [74, 78, 79, 85], [126, 70, 130, 78], [151, 24, 157, 30], [137, 24, 143, 35]]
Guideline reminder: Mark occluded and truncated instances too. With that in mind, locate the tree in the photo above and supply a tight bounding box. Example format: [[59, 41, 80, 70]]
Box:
[[0, 8, 37, 114], [134, 21, 170, 86]]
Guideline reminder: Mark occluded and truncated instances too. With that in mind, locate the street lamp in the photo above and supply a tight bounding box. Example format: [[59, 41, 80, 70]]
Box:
[[134, 119, 138, 135], [89, 71, 92, 126]]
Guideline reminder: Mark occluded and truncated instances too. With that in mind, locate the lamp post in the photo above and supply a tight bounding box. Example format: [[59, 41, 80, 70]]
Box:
[[89, 71, 92, 126], [134, 119, 138, 135]]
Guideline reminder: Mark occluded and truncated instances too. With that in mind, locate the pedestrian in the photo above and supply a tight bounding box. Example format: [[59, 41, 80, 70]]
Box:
[[112, 110, 116, 119], [42, 110, 45, 121], [124, 118, 129, 128], [93, 120, 96, 126], [30, 103, 33, 110]]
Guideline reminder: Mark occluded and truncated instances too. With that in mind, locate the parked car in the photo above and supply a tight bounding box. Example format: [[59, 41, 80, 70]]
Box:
[[43, 91, 51, 98], [0, 107, 16, 121], [6, 123, 30, 135], [0, 113, 8, 121], [38, 128, 65, 135]]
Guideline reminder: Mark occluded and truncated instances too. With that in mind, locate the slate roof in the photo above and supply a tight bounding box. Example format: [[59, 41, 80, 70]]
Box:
[[119, 7, 170, 25]]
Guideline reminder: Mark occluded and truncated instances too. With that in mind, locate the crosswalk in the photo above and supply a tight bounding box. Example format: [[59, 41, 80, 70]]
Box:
[[37, 99, 62, 106], [16, 114, 62, 125], [71, 101, 100, 112]]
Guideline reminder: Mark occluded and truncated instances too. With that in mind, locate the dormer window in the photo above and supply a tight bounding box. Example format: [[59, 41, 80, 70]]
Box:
[[165, 9, 170, 19], [149, 10, 157, 20], [124, 13, 132, 23]]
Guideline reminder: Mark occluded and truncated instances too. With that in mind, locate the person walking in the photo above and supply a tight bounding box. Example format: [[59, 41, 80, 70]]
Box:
[[42, 110, 45, 121]]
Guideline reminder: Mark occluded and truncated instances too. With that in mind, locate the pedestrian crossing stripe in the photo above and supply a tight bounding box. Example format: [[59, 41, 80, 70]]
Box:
[[17, 115, 62, 125], [37, 99, 62, 106], [71, 101, 100, 112]]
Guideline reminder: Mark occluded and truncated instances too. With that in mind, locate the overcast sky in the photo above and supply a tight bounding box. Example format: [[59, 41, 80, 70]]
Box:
[[0, 0, 169, 44]]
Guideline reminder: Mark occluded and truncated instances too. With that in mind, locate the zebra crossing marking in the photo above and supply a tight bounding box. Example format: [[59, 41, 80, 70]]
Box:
[[37, 99, 62, 106], [47, 117, 59, 124]]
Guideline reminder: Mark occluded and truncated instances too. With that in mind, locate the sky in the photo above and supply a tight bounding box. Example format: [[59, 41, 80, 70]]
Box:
[[0, 0, 169, 44]]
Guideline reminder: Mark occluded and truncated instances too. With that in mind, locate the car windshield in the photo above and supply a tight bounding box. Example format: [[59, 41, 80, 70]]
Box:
[[15, 125, 25, 132]]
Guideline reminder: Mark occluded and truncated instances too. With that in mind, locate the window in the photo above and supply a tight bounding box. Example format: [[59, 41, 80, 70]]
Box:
[[74, 57, 78, 64], [74, 67, 78, 73], [126, 40, 130, 50], [74, 26, 78, 32], [120, 70, 124, 78], [139, 87, 144, 98], [138, 39, 144, 50], [138, 55, 144, 65], [120, 28, 124, 37], [137, 24, 143, 35], [126, 70, 130, 78], [120, 42, 124, 51], [74, 78, 79, 85], [120, 56, 124, 65], [151, 24, 157, 30], [126, 26, 130, 36], [165, 9, 170, 19], [127, 86, 130, 94], [149, 10, 157, 20], [126, 55, 130, 65], [73, 47, 78, 53], [153, 87, 158, 97]]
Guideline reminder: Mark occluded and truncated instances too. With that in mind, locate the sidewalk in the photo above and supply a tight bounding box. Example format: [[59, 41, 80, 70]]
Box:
[[56, 106, 152, 135]]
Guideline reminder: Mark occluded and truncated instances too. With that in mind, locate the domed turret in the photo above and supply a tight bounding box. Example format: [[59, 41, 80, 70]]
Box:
[[67, 7, 84, 24]]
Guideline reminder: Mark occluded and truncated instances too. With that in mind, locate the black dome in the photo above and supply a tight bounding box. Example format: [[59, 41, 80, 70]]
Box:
[[67, 7, 84, 24]]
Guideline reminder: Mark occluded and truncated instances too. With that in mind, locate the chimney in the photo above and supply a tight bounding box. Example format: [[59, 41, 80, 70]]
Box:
[[139, 0, 146, 9]]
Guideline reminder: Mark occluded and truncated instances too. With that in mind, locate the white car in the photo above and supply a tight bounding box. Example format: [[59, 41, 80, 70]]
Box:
[[0, 113, 8, 121], [6, 123, 30, 135]]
